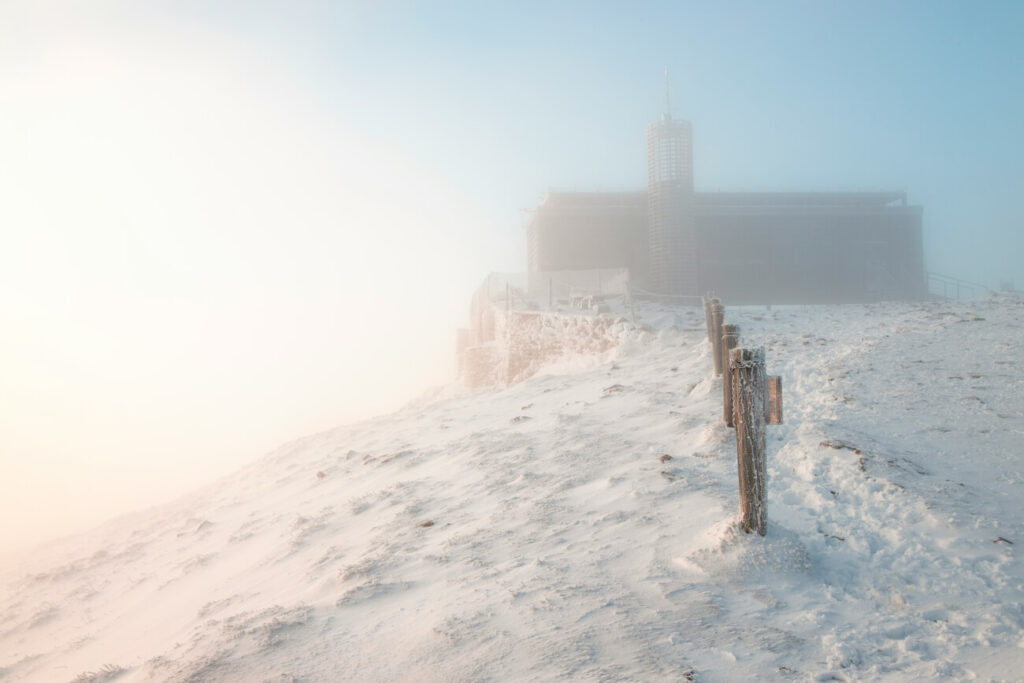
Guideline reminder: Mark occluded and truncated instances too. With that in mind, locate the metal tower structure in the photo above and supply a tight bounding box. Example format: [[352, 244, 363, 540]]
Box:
[[647, 69, 696, 295]]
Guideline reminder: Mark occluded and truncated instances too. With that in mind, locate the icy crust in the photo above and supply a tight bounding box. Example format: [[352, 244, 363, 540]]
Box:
[[1, 297, 1023, 681], [681, 521, 814, 580]]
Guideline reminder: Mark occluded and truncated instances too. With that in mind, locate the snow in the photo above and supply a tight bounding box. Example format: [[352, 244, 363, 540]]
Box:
[[2, 297, 1023, 681]]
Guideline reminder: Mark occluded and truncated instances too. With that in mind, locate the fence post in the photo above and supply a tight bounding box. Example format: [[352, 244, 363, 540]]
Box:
[[721, 324, 740, 426], [732, 347, 767, 535], [711, 301, 725, 376], [703, 295, 713, 343], [766, 375, 783, 425]]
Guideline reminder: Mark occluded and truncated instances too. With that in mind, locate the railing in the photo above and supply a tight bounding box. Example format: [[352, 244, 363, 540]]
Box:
[[927, 272, 992, 301], [627, 283, 705, 305]]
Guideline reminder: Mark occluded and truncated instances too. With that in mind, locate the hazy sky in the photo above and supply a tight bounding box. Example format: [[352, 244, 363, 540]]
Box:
[[1, 1, 1021, 557]]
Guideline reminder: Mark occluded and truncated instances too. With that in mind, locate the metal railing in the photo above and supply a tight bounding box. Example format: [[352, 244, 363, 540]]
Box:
[[926, 272, 992, 301]]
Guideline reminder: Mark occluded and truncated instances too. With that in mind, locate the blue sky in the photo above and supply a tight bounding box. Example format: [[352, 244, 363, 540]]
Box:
[[0, 0, 1020, 554], [280, 0, 1022, 284], [156, 0, 1024, 283]]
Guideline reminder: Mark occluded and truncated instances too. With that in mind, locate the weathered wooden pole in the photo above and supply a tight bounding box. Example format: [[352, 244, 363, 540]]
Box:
[[711, 301, 725, 376], [721, 324, 740, 426], [766, 375, 783, 425], [732, 347, 767, 535], [703, 295, 713, 343]]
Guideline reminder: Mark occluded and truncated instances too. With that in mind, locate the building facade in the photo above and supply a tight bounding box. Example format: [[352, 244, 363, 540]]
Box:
[[526, 111, 926, 304]]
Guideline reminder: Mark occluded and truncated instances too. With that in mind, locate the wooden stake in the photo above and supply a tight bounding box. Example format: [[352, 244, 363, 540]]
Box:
[[732, 347, 767, 535], [721, 324, 740, 426], [711, 302, 725, 376], [703, 296, 713, 343], [767, 375, 783, 425]]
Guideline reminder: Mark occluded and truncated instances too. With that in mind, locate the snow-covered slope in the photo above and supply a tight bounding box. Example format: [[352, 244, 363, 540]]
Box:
[[2, 299, 1022, 682]]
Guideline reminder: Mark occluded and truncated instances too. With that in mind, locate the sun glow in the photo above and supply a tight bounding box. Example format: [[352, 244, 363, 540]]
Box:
[[0, 7, 487, 556]]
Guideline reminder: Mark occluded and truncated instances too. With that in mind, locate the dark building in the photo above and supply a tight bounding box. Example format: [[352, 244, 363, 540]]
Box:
[[527, 107, 925, 304], [527, 192, 648, 275]]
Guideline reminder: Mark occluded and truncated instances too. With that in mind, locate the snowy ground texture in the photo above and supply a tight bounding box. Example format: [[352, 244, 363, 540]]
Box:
[[2, 297, 1023, 682]]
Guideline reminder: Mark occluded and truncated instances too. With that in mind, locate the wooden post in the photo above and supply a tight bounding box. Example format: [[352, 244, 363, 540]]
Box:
[[721, 324, 740, 426], [711, 301, 725, 376], [703, 296, 713, 343], [766, 375, 783, 425], [732, 347, 767, 535]]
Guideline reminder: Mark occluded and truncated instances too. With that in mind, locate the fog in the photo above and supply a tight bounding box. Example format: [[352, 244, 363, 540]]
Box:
[[1, 1, 1021, 558]]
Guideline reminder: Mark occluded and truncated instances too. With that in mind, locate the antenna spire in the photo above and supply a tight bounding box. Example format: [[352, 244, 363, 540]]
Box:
[[663, 66, 672, 120]]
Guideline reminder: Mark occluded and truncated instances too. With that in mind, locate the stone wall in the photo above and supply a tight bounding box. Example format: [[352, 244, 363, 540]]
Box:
[[459, 307, 632, 388]]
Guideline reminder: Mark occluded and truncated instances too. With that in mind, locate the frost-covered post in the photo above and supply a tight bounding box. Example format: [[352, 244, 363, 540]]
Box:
[[766, 375, 783, 425], [703, 295, 714, 343], [732, 347, 767, 535], [711, 301, 725, 376], [721, 324, 740, 426]]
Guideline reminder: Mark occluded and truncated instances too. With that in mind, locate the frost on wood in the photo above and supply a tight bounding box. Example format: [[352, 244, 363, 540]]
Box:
[[732, 347, 767, 535], [721, 324, 740, 426]]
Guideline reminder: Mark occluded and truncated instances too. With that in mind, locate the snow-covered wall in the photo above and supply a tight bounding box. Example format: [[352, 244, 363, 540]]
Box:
[[460, 307, 634, 388]]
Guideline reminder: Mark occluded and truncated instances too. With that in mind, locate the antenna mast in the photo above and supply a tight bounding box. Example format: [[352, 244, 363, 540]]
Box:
[[663, 66, 672, 120]]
